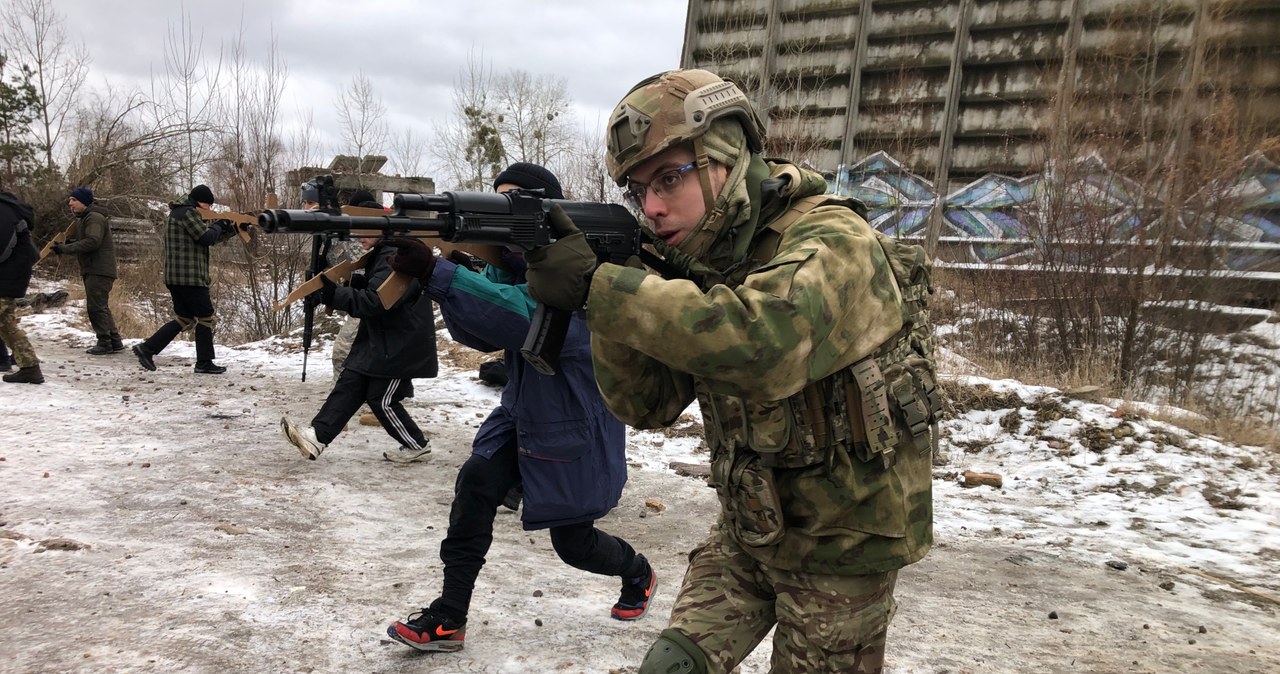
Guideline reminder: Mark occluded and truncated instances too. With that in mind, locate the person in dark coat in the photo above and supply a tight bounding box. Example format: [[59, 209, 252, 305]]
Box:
[[280, 236, 438, 462], [0, 189, 44, 384], [382, 163, 654, 654], [52, 187, 123, 355]]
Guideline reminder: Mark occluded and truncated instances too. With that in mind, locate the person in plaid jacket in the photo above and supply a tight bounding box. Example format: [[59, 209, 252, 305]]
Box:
[[132, 184, 236, 374]]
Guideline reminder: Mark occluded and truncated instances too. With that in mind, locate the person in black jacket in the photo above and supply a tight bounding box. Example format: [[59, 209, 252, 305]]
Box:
[[280, 235, 438, 463], [0, 189, 43, 384]]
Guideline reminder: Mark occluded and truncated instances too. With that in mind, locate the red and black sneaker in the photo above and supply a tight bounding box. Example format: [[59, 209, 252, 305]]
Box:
[[610, 557, 657, 621], [387, 608, 467, 652]]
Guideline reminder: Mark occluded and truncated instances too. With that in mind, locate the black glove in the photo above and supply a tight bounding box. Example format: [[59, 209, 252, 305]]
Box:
[[385, 237, 436, 280], [348, 272, 368, 290], [525, 204, 597, 310], [448, 250, 478, 272], [51, 244, 64, 255], [317, 273, 338, 306]]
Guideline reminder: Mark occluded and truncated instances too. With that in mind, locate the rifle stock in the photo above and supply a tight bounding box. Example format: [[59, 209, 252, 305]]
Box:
[[196, 207, 255, 243]]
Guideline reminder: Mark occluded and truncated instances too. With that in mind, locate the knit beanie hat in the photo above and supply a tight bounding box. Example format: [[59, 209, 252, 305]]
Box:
[[69, 187, 94, 206], [190, 184, 216, 205], [493, 162, 564, 200]]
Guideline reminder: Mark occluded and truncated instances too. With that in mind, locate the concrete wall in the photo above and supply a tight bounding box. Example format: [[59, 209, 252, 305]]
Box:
[[681, 0, 1280, 190]]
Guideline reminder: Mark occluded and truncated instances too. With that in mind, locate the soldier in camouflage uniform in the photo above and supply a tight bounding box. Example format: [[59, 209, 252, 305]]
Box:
[[524, 70, 938, 673]]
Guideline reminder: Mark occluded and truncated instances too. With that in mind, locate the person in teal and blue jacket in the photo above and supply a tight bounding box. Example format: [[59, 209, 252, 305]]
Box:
[[382, 163, 656, 654]]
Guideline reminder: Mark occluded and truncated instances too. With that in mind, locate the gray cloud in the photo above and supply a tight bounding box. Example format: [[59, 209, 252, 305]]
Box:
[[52, 0, 687, 177]]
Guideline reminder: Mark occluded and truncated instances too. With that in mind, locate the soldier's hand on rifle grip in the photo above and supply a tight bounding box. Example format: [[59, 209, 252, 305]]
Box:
[[385, 237, 436, 280], [317, 274, 338, 306], [51, 244, 64, 255], [525, 204, 596, 311]]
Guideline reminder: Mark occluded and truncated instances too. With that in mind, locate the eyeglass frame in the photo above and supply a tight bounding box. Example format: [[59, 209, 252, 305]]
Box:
[[623, 161, 698, 210]]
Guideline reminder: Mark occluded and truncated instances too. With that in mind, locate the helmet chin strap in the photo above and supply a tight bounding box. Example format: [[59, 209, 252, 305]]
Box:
[[692, 136, 717, 217], [678, 135, 726, 259]]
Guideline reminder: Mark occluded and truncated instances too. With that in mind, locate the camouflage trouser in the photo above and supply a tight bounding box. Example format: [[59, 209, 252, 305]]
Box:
[[331, 315, 360, 383], [664, 526, 898, 674], [0, 298, 39, 367]]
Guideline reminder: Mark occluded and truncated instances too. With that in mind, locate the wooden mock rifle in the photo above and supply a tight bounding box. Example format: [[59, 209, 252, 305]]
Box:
[[37, 222, 78, 263]]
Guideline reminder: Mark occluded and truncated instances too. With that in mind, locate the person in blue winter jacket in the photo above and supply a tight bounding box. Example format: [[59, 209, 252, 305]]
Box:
[[382, 163, 656, 653]]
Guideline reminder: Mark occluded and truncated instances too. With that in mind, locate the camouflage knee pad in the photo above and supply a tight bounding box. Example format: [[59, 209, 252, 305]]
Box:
[[639, 629, 708, 674]]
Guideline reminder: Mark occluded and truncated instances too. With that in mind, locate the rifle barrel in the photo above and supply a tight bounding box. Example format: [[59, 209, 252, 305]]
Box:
[[257, 209, 446, 234]]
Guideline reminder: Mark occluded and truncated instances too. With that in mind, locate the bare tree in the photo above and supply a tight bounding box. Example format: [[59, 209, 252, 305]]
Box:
[[551, 118, 618, 203], [211, 17, 286, 212], [63, 85, 201, 206], [335, 70, 388, 172], [495, 70, 573, 167], [0, 0, 89, 171], [432, 52, 503, 191], [286, 107, 321, 191], [203, 17, 304, 343], [388, 127, 428, 177], [152, 6, 224, 189]]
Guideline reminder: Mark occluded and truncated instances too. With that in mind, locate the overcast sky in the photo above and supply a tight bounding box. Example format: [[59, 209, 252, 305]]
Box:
[[45, 0, 690, 180]]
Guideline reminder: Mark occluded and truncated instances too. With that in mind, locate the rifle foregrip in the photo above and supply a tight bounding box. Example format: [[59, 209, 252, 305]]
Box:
[[520, 303, 571, 376]]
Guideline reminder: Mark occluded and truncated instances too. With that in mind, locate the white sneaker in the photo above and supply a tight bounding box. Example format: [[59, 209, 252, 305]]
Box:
[[383, 440, 431, 463], [280, 416, 326, 460]]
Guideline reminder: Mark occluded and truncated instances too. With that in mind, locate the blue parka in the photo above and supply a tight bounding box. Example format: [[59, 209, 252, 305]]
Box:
[[425, 256, 627, 531]]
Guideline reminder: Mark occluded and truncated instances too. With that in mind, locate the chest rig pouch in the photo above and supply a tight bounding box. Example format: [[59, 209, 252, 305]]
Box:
[[700, 195, 941, 549]]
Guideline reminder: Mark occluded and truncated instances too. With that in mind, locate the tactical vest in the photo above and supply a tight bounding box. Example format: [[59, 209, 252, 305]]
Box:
[[694, 195, 940, 572], [701, 194, 939, 466]]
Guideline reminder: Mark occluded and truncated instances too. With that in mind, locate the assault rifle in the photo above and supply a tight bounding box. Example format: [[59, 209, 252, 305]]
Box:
[[259, 189, 661, 375]]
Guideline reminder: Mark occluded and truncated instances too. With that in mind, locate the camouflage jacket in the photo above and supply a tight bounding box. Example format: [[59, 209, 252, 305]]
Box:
[[586, 161, 933, 575]]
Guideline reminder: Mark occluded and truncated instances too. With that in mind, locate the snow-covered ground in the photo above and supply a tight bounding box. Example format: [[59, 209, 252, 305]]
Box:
[[1, 282, 1277, 673]]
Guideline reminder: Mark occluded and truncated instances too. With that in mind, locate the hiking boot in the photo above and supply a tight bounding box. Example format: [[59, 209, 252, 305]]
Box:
[[611, 556, 657, 621], [0, 359, 12, 373], [132, 344, 156, 371], [86, 342, 112, 355], [280, 416, 326, 460], [110, 339, 126, 352], [383, 440, 432, 463], [387, 608, 466, 652], [194, 361, 227, 375], [3, 365, 45, 385]]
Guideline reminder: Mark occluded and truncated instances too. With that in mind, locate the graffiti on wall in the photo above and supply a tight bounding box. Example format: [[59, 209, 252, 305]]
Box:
[[829, 151, 1280, 273]]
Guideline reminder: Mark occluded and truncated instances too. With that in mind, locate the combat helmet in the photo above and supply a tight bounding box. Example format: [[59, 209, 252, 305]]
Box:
[[605, 69, 765, 187]]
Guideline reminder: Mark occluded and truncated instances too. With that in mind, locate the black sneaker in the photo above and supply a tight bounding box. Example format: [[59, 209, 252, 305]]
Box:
[[611, 556, 657, 621], [132, 345, 156, 371], [194, 361, 227, 374], [86, 343, 112, 355], [387, 608, 466, 652]]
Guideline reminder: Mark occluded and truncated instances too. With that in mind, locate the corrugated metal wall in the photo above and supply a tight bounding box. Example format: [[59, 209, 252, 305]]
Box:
[[680, 0, 1280, 190]]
